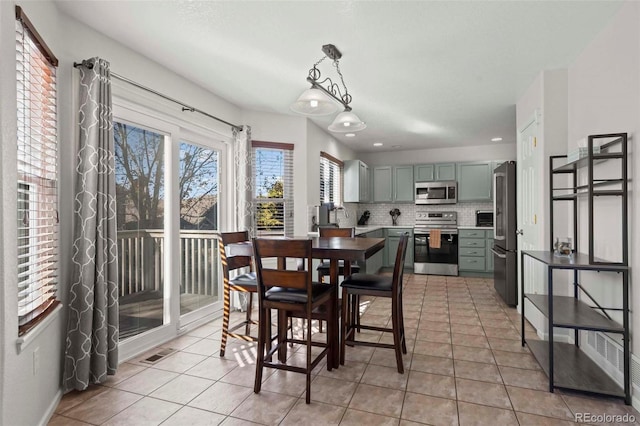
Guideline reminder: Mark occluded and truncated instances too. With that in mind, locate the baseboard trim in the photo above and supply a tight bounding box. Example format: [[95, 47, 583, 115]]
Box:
[[39, 388, 63, 426]]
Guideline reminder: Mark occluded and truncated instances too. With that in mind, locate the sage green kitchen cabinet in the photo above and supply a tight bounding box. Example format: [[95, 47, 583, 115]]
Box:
[[459, 229, 494, 275], [414, 163, 456, 182], [344, 160, 370, 202], [457, 162, 493, 202], [372, 166, 393, 202], [414, 164, 435, 181], [384, 228, 413, 268], [393, 166, 414, 202], [435, 163, 456, 181]]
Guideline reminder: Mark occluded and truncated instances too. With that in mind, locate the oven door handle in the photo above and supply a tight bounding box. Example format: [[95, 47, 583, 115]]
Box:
[[490, 248, 507, 259]]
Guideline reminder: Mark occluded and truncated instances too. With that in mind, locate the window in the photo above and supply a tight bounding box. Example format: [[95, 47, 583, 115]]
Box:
[[16, 6, 60, 334], [252, 141, 294, 237], [320, 151, 343, 206]]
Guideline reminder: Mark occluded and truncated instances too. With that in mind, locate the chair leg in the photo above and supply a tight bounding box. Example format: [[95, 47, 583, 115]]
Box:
[[305, 316, 312, 404], [220, 283, 231, 357], [399, 291, 407, 354], [355, 295, 361, 333], [254, 305, 266, 393], [245, 292, 253, 336], [278, 310, 288, 363], [340, 288, 349, 366], [391, 295, 404, 374]]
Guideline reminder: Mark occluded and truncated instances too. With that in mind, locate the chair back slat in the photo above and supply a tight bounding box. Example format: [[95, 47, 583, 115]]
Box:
[[220, 231, 253, 273], [392, 233, 410, 293], [253, 238, 313, 297], [319, 227, 355, 238]]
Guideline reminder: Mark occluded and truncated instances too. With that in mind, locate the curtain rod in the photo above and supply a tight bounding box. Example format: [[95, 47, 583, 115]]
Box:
[[73, 60, 243, 132]]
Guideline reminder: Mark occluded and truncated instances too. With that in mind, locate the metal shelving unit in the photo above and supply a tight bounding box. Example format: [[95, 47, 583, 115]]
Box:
[[521, 133, 630, 405]]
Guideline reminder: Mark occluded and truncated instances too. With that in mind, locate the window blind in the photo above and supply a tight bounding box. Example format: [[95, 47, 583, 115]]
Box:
[[252, 142, 294, 237], [16, 8, 59, 334], [320, 152, 343, 206]]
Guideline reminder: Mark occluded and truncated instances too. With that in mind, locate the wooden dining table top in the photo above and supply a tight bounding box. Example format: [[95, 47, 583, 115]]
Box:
[[226, 236, 385, 261]]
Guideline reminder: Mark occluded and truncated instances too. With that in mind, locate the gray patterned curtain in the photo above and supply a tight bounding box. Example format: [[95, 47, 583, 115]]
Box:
[[233, 125, 255, 236], [63, 58, 119, 392]]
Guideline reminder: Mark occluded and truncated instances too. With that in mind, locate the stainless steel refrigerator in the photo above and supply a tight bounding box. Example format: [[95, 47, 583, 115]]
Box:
[[492, 161, 517, 306]]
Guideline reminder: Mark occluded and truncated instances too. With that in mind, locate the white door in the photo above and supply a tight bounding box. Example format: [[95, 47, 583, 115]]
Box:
[[517, 113, 545, 314]]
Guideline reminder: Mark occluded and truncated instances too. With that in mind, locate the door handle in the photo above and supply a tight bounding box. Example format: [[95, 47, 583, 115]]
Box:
[[490, 248, 507, 259], [516, 229, 524, 235]]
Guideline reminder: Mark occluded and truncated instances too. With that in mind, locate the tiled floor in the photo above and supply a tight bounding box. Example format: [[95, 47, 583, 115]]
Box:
[[51, 275, 639, 425]]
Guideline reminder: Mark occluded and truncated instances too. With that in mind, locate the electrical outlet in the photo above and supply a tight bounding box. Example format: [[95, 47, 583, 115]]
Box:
[[33, 347, 39, 376]]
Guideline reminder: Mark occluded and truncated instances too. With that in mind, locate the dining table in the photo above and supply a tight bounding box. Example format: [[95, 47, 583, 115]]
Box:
[[227, 235, 386, 369]]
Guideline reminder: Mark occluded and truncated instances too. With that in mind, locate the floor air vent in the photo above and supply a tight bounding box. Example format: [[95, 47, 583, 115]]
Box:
[[141, 348, 176, 364]]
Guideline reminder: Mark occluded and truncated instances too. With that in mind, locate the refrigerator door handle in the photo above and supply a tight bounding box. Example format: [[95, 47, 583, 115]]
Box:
[[490, 248, 507, 259]]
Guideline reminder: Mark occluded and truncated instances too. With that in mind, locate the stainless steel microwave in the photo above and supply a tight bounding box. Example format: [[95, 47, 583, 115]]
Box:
[[415, 181, 457, 205]]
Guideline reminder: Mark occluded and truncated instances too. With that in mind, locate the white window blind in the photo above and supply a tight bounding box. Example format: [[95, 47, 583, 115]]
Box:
[[252, 142, 294, 237], [320, 152, 343, 206], [16, 7, 59, 334]]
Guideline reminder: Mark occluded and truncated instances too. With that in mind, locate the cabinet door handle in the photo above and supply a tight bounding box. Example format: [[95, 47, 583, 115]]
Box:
[[490, 248, 507, 259]]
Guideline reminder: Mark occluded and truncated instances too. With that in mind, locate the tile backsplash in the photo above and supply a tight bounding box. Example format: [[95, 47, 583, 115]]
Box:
[[307, 202, 493, 231], [356, 202, 493, 227]]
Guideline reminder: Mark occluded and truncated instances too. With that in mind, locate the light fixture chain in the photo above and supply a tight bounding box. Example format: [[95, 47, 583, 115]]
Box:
[[333, 60, 351, 105], [313, 55, 328, 68]]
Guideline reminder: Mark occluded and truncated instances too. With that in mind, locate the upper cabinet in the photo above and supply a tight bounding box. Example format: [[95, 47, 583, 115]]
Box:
[[373, 166, 414, 203], [414, 163, 456, 181], [344, 160, 370, 203], [457, 161, 493, 202]]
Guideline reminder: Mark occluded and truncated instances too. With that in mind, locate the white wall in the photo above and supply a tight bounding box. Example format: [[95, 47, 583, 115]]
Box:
[[566, 1, 639, 350], [358, 142, 516, 167]]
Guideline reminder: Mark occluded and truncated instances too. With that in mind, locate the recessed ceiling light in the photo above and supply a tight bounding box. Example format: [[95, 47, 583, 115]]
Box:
[[491, 137, 503, 142], [373, 142, 383, 147], [345, 133, 356, 138]]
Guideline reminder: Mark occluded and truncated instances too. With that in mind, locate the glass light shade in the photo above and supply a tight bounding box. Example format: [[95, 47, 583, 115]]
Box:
[[328, 110, 366, 132], [290, 88, 338, 116]]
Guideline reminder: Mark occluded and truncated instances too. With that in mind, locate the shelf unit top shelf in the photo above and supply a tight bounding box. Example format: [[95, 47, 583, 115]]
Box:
[[553, 152, 624, 173], [522, 250, 627, 270], [524, 294, 623, 333], [527, 340, 624, 398]]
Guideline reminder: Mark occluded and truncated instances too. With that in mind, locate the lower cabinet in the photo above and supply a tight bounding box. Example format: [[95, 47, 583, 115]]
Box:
[[384, 228, 413, 268], [458, 229, 494, 275]]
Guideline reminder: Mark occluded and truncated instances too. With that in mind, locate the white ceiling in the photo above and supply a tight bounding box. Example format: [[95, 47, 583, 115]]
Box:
[[55, 1, 622, 153]]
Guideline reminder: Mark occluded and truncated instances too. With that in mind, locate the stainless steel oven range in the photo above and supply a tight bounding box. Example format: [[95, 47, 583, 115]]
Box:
[[414, 211, 458, 276]]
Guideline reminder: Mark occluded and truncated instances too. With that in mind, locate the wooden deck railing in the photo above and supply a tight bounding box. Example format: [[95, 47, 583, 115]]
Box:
[[117, 229, 220, 298]]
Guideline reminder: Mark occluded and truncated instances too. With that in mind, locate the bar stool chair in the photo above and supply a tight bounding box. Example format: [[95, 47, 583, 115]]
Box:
[[340, 233, 409, 373], [219, 231, 258, 357], [253, 238, 333, 404]]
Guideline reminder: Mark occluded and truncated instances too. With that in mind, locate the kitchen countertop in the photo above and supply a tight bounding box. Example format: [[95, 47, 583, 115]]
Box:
[[308, 224, 494, 237], [458, 226, 494, 230]]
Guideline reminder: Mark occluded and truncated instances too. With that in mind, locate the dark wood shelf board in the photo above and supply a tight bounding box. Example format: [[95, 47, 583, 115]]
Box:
[[522, 251, 628, 271], [527, 340, 624, 398], [524, 294, 623, 333]]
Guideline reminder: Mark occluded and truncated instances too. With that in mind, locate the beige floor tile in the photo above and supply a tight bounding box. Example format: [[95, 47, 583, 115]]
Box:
[[492, 350, 540, 370], [310, 375, 358, 406], [480, 318, 515, 329], [413, 340, 452, 358], [420, 313, 450, 323], [280, 399, 345, 425], [449, 316, 481, 326], [230, 390, 297, 425], [487, 337, 529, 353], [185, 357, 239, 380], [498, 365, 548, 391], [361, 364, 408, 390], [219, 417, 262, 426], [343, 345, 375, 363], [340, 408, 399, 426], [149, 374, 214, 404], [47, 415, 93, 426], [561, 393, 638, 423], [115, 368, 180, 395], [455, 378, 511, 409], [183, 338, 223, 357], [101, 363, 147, 387], [218, 363, 268, 387], [102, 396, 182, 425], [55, 385, 109, 414], [483, 326, 520, 339], [454, 360, 502, 383], [63, 389, 142, 424], [515, 411, 579, 425], [318, 360, 367, 382], [369, 348, 411, 370], [452, 345, 495, 364], [185, 322, 221, 338], [161, 406, 226, 426], [448, 309, 478, 318], [417, 320, 451, 332], [401, 392, 458, 425], [152, 351, 208, 374], [415, 330, 451, 344], [410, 354, 454, 376], [406, 371, 456, 399], [457, 401, 518, 426], [188, 381, 252, 415], [506, 386, 573, 420], [451, 334, 489, 349], [349, 383, 405, 418], [450, 324, 484, 336], [261, 369, 306, 397]]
